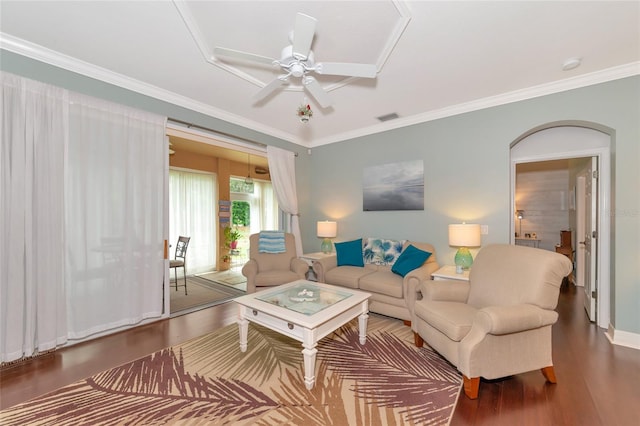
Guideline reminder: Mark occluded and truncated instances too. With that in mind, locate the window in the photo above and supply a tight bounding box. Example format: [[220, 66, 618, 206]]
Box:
[[230, 178, 279, 263], [169, 169, 217, 273]]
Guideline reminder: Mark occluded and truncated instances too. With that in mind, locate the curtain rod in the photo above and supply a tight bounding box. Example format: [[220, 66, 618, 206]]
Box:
[[167, 118, 298, 157], [168, 117, 268, 148]]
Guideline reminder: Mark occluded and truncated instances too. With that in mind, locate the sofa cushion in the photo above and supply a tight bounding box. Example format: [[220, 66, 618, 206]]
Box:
[[335, 239, 364, 267], [325, 265, 375, 289], [414, 301, 477, 342], [359, 270, 404, 298], [391, 244, 432, 277], [255, 270, 303, 287], [363, 238, 405, 265]]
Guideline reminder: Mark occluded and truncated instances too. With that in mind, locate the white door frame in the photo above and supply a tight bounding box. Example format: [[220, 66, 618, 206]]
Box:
[[510, 124, 612, 329], [575, 174, 586, 288]]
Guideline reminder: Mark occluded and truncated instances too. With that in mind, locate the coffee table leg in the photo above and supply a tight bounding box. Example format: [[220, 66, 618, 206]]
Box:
[[358, 312, 369, 345], [302, 345, 318, 390], [238, 317, 249, 352]]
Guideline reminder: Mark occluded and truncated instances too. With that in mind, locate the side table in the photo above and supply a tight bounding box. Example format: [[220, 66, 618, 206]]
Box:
[[299, 252, 334, 281], [431, 265, 470, 282]]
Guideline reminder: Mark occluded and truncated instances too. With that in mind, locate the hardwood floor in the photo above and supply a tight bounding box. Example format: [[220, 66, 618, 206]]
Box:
[[1, 285, 638, 425], [451, 284, 639, 426]]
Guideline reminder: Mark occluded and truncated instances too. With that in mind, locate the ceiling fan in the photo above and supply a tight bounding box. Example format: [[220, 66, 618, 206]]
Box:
[[213, 13, 377, 108]]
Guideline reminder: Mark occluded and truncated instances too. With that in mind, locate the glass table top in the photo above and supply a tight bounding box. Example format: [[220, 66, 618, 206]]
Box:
[[256, 283, 353, 316]]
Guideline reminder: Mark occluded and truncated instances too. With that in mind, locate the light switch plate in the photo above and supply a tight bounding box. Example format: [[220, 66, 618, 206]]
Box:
[[480, 225, 489, 235]]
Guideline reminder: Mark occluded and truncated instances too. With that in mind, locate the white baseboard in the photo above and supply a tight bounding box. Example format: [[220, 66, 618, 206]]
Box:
[[605, 324, 640, 350]]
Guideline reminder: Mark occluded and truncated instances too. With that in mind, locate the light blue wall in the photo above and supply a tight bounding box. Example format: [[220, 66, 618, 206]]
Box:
[[308, 76, 640, 335], [2, 50, 638, 335]]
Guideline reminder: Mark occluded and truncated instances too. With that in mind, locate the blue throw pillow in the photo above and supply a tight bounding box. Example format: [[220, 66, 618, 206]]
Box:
[[391, 244, 432, 277], [335, 239, 364, 267]]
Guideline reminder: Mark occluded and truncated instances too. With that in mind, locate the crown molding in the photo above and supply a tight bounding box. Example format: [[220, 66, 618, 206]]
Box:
[[0, 32, 300, 145], [2, 32, 637, 150], [310, 61, 640, 147]]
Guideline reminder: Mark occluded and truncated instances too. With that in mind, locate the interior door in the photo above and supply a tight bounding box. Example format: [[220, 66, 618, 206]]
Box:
[[583, 157, 598, 321]]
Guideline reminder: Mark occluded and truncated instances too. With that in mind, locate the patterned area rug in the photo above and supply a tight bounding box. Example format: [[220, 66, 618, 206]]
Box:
[[0, 314, 461, 425]]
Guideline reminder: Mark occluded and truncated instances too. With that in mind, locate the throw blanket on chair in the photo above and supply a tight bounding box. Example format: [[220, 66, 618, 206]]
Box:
[[259, 231, 286, 253]]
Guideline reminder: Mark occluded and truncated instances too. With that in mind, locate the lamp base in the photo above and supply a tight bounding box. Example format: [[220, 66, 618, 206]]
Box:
[[454, 247, 473, 272], [320, 238, 333, 254]]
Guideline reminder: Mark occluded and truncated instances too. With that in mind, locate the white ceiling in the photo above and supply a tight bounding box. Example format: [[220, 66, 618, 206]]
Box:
[[1, 1, 638, 148]]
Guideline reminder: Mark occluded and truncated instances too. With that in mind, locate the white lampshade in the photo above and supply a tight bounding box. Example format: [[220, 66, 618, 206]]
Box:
[[317, 221, 337, 238], [448, 223, 481, 247]]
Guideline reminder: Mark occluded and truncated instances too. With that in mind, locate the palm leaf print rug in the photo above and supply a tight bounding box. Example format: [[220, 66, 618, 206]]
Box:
[[1, 314, 461, 425]]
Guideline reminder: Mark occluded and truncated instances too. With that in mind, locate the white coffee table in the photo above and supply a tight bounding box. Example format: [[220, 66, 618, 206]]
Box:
[[234, 280, 371, 390]]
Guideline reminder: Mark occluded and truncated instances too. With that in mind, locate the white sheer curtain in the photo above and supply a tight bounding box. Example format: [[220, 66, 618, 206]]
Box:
[[169, 169, 216, 274], [65, 93, 166, 340], [1, 73, 166, 358], [1, 73, 68, 362], [247, 180, 279, 234], [266, 146, 303, 255]]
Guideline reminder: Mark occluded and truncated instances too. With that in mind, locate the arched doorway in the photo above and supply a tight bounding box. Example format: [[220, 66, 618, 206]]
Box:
[[510, 123, 613, 329]]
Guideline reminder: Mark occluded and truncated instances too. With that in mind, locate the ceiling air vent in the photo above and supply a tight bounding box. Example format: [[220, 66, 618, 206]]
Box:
[[376, 113, 399, 122]]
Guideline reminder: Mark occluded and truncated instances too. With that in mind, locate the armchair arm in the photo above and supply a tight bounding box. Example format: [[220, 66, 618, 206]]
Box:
[[291, 258, 310, 277], [420, 280, 471, 302], [312, 255, 337, 283], [475, 304, 559, 335], [403, 261, 440, 316], [241, 259, 259, 293]]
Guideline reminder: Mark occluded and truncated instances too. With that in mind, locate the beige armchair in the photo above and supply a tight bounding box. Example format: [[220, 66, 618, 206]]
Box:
[[241, 232, 309, 293], [411, 244, 572, 399]]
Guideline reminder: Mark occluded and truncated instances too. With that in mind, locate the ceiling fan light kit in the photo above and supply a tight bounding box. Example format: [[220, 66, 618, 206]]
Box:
[[214, 12, 377, 110]]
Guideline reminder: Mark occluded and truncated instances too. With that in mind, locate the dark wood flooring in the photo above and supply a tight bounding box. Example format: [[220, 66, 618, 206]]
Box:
[[1, 285, 638, 425]]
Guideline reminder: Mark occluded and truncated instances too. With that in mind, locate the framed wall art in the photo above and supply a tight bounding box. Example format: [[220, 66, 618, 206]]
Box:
[[363, 160, 424, 211]]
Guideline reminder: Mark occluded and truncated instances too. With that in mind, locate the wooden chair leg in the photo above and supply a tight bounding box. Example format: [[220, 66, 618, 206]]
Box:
[[414, 332, 424, 347], [463, 375, 480, 399], [403, 320, 411, 327], [541, 366, 557, 383]]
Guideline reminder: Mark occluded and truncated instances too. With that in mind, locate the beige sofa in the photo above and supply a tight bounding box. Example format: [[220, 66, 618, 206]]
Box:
[[313, 239, 439, 321], [411, 244, 573, 399]]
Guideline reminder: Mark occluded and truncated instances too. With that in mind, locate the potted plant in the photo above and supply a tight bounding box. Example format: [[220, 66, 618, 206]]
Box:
[[224, 226, 242, 250]]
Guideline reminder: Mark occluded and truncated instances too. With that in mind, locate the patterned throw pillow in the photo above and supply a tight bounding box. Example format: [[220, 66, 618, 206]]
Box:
[[258, 231, 286, 253], [363, 238, 405, 266]]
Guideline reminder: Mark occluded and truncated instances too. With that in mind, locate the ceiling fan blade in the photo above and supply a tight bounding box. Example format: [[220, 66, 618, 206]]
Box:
[[303, 76, 332, 108], [214, 47, 277, 66], [253, 77, 288, 102], [315, 62, 377, 78], [292, 13, 317, 60]]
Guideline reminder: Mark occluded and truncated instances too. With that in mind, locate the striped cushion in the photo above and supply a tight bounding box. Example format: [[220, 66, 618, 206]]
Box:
[[258, 231, 286, 253]]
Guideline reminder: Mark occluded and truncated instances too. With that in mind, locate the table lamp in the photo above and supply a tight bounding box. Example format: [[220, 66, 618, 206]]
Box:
[[317, 221, 337, 254], [448, 223, 482, 273], [516, 210, 524, 237]]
